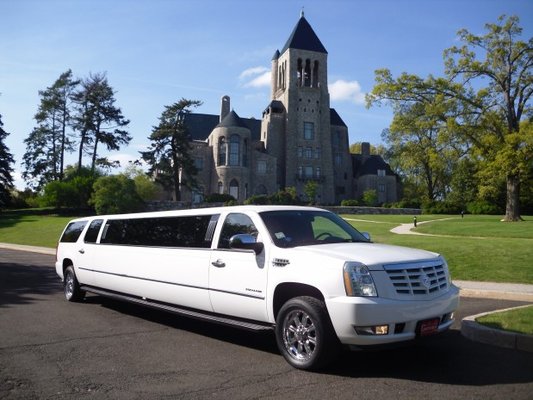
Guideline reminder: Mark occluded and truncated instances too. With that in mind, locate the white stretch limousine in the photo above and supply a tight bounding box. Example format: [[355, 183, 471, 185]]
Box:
[[56, 205, 459, 370]]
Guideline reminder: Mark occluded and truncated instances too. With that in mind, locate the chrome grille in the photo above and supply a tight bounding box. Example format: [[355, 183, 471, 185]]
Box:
[[384, 261, 448, 295]]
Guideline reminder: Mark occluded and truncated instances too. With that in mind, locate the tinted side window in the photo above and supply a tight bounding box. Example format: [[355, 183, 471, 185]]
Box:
[[100, 215, 216, 248], [84, 219, 104, 243], [60, 221, 87, 243], [218, 213, 258, 249]]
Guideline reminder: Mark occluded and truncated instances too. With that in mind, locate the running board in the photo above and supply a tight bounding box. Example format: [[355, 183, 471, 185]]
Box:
[[80, 285, 274, 332]]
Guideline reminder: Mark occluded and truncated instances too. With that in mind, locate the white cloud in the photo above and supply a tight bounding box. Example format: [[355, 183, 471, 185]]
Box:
[[239, 66, 269, 80], [108, 153, 140, 168], [244, 71, 271, 88], [329, 79, 365, 105], [239, 66, 271, 89]]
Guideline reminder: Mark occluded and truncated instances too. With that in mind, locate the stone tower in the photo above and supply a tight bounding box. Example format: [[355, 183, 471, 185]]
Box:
[[262, 11, 335, 203]]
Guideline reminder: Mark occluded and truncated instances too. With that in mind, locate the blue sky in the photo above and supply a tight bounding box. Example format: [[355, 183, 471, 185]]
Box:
[[1, 0, 532, 189]]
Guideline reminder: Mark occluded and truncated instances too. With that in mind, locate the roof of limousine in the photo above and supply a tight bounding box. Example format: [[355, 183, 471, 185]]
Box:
[[68, 205, 328, 221]]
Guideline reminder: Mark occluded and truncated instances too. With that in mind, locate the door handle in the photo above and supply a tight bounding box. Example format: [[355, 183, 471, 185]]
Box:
[[78, 249, 85, 254], [211, 259, 225, 268]]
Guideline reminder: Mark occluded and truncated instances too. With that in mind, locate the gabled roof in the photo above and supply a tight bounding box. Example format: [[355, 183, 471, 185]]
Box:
[[352, 154, 395, 177], [281, 15, 327, 54], [330, 108, 347, 127]]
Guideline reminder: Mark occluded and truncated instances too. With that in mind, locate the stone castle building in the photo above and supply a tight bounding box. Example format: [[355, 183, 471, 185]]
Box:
[[178, 13, 398, 205]]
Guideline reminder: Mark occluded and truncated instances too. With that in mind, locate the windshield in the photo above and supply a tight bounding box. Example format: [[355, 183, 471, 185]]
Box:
[[259, 210, 369, 248]]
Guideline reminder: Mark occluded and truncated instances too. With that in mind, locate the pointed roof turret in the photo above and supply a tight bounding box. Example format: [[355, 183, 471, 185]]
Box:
[[272, 49, 280, 60], [216, 110, 248, 129], [281, 14, 327, 54]]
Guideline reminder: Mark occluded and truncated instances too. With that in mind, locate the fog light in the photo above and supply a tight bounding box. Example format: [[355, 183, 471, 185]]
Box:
[[354, 325, 389, 336]]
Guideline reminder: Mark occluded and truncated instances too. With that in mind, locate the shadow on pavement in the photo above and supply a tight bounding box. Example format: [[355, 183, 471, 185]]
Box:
[[89, 295, 533, 386]]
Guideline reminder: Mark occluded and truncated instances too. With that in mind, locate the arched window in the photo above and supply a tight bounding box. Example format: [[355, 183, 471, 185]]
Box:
[[304, 59, 311, 87], [313, 60, 319, 87], [229, 134, 240, 166], [218, 137, 226, 166], [218, 181, 224, 194], [229, 179, 239, 199], [297, 58, 303, 87]]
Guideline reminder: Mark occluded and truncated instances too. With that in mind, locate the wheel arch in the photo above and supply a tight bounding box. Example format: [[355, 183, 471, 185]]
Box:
[[272, 282, 325, 320], [62, 258, 74, 275]]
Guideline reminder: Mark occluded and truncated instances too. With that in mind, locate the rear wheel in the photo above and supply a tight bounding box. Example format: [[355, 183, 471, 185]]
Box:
[[64, 266, 85, 302], [275, 296, 339, 370]]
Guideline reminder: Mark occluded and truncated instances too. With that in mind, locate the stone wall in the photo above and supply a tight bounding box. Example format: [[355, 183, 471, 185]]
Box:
[[323, 206, 421, 215], [145, 201, 421, 215]]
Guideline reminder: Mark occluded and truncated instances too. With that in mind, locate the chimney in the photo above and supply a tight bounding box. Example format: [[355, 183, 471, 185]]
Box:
[[361, 142, 371, 156], [220, 95, 230, 122]]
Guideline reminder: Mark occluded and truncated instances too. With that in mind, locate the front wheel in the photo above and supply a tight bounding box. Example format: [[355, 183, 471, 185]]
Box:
[[64, 266, 85, 302], [275, 296, 339, 370]]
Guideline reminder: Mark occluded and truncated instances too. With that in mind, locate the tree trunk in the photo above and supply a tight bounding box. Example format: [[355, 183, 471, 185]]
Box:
[[171, 139, 181, 201], [503, 174, 521, 221], [77, 131, 85, 174], [91, 137, 99, 173]]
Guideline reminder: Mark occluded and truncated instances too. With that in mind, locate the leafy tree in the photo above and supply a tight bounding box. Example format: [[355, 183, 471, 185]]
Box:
[[444, 15, 532, 221], [72, 72, 131, 173], [349, 142, 387, 156], [362, 189, 378, 206], [141, 98, 202, 201], [22, 70, 79, 189], [304, 180, 318, 204], [90, 175, 144, 215], [123, 165, 161, 201], [0, 113, 15, 207], [39, 165, 102, 208], [368, 15, 532, 221]]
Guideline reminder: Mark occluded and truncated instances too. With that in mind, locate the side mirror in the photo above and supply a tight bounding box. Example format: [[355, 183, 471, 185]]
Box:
[[229, 234, 264, 255], [361, 232, 371, 241]]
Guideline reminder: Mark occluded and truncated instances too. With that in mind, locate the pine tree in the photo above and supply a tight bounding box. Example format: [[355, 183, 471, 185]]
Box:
[[72, 73, 131, 173], [0, 113, 15, 207], [22, 70, 79, 189], [141, 99, 202, 201]]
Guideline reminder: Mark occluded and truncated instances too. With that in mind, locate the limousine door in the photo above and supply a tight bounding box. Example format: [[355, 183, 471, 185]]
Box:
[[209, 213, 268, 322]]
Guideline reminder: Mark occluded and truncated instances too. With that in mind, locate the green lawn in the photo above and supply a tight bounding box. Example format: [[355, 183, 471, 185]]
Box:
[[0, 212, 80, 248], [342, 214, 533, 285], [476, 305, 533, 335]]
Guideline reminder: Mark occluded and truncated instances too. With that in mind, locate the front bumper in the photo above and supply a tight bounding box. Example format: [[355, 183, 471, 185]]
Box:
[[326, 284, 460, 346]]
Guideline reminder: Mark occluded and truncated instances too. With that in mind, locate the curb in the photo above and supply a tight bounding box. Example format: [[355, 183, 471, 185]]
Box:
[[458, 288, 533, 302], [461, 305, 533, 353], [454, 280, 533, 302], [0, 243, 56, 256]]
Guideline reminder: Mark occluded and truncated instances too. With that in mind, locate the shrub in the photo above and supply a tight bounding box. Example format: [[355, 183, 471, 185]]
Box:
[[205, 193, 235, 203], [362, 189, 378, 206], [90, 175, 144, 215], [341, 199, 359, 207], [422, 201, 462, 215], [270, 188, 299, 205], [244, 194, 270, 205], [467, 200, 503, 215], [224, 199, 239, 206]]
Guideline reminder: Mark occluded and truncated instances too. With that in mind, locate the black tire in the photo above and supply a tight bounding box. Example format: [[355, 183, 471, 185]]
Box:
[[64, 266, 85, 302], [275, 296, 340, 370]]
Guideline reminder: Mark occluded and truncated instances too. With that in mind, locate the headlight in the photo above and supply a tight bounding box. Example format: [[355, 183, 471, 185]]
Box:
[[343, 262, 378, 297]]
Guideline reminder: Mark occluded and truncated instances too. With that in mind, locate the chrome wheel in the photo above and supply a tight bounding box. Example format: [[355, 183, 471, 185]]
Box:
[[63, 266, 85, 302], [65, 270, 75, 300], [282, 309, 317, 361]]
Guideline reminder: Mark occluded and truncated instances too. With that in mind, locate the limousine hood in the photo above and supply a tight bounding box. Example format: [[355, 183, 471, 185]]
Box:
[[290, 242, 440, 270]]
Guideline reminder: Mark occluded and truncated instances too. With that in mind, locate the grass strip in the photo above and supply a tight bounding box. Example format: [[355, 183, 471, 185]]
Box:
[[476, 306, 533, 335]]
